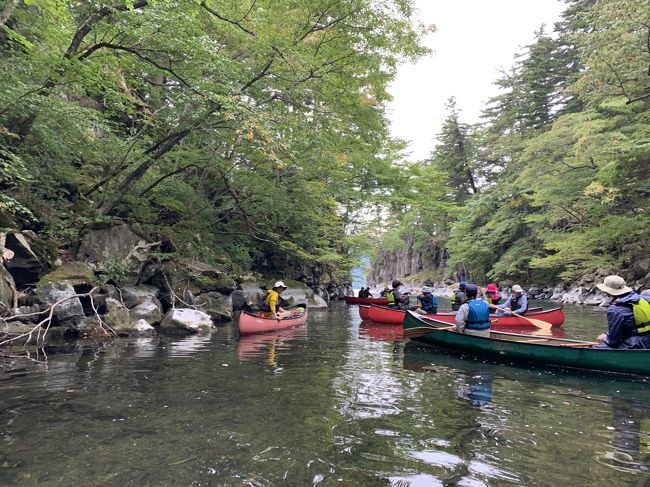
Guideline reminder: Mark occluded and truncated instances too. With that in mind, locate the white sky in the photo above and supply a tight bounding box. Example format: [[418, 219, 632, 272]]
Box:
[[387, 0, 566, 161]]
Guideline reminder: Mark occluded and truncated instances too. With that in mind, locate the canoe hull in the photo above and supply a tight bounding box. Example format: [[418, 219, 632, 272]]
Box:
[[403, 311, 650, 376], [344, 296, 388, 305], [368, 304, 564, 327], [359, 305, 370, 321], [238, 308, 308, 336]]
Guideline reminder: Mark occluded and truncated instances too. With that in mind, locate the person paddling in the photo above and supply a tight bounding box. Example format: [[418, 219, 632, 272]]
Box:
[[455, 284, 491, 337], [484, 283, 502, 313], [263, 281, 292, 320], [492, 284, 527, 316], [416, 286, 438, 315], [593, 275, 650, 349]]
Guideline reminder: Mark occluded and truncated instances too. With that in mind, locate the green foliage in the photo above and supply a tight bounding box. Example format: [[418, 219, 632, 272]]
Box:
[[94, 257, 135, 286]]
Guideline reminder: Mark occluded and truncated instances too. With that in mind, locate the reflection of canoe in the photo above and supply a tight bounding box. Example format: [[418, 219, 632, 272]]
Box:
[[344, 296, 388, 305], [403, 311, 650, 376], [359, 305, 370, 320], [367, 304, 563, 326], [359, 321, 403, 342], [238, 326, 306, 360], [238, 305, 308, 335]]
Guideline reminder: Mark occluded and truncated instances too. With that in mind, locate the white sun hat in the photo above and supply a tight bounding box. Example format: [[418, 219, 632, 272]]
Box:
[[596, 275, 632, 296], [273, 281, 287, 288]]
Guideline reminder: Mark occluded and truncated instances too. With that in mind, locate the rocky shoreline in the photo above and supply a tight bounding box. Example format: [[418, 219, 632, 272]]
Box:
[[1, 225, 351, 346]]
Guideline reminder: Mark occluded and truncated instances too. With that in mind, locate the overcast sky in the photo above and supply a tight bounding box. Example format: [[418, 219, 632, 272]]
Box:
[[387, 0, 566, 161]]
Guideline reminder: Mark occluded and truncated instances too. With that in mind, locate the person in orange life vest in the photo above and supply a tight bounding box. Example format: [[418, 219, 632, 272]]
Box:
[[264, 281, 292, 319], [594, 275, 650, 349]]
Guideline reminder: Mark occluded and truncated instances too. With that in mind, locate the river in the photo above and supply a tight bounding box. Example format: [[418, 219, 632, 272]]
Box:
[[0, 300, 648, 486]]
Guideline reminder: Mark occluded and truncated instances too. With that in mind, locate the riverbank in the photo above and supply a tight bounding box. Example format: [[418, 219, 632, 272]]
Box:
[[1, 225, 351, 346]]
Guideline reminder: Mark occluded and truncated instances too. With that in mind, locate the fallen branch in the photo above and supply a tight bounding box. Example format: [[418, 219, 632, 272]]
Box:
[[0, 286, 116, 348]]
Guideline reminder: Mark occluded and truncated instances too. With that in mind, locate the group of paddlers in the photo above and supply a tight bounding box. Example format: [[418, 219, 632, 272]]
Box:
[[379, 275, 650, 349]]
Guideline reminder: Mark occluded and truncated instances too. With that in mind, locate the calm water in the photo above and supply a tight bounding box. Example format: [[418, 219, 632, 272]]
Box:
[[1, 301, 649, 486]]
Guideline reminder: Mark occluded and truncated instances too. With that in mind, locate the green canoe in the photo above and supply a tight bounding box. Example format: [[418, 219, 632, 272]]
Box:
[[403, 311, 650, 376]]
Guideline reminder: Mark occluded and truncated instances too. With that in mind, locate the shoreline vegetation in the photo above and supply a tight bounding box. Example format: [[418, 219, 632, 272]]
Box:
[[2, 1, 650, 348]]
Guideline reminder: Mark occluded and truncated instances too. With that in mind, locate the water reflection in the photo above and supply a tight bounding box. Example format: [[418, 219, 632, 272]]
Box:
[[237, 326, 308, 368], [359, 321, 404, 342], [168, 333, 213, 357]]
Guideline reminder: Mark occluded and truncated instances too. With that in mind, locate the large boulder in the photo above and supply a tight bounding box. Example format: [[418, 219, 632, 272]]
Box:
[[2, 232, 48, 288], [38, 262, 95, 287], [120, 285, 160, 308], [193, 291, 232, 322], [129, 297, 164, 324], [160, 308, 214, 334], [76, 224, 142, 263], [34, 282, 85, 328]]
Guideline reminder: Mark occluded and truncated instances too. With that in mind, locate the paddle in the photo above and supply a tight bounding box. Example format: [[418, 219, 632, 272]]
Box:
[[510, 311, 553, 330], [403, 323, 456, 338]]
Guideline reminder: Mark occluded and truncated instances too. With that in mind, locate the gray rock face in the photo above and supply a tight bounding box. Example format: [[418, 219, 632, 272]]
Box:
[[77, 224, 141, 263], [3, 232, 46, 288], [0, 264, 15, 312], [102, 298, 131, 332], [129, 298, 164, 324], [160, 308, 214, 334], [193, 291, 232, 322], [120, 285, 160, 308], [35, 282, 85, 328]]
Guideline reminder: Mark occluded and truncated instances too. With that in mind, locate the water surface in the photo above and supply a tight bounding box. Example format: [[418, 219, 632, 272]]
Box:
[[0, 302, 648, 486]]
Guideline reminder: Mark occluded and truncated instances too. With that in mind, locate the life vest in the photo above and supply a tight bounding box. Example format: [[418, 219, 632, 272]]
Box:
[[262, 289, 280, 312], [451, 290, 465, 310], [632, 297, 650, 335], [466, 300, 491, 330], [386, 289, 400, 307], [510, 294, 528, 313], [486, 291, 501, 305]]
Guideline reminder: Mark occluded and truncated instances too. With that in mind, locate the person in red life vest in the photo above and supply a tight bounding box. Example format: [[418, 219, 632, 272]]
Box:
[[484, 283, 502, 313], [594, 275, 650, 349], [455, 284, 491, 337]]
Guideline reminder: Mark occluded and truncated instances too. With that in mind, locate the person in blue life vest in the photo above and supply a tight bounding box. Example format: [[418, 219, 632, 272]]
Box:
[[492, 284, 528, 316], [386, 279, 407, 309], [451, 281, 468, 311], [593, 275, 650, 350], [455, 284, 491, 337], [415, 286, 438, 315], [262, 281, 292, 320]]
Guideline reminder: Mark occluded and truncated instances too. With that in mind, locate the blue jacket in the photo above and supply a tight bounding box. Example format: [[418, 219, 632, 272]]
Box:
[[418, 294, 438, 313], [603, 292, 650, 349]]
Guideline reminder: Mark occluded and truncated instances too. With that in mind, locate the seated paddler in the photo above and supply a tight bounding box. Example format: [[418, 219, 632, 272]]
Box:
[[492, 284, 528, 316], [455, 284, 491, 337], [262, 281, 292, 320], [593, 275, 650, 350]]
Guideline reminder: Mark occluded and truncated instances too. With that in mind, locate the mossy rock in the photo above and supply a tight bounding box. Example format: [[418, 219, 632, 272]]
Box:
[[38, 262, 95, 287]]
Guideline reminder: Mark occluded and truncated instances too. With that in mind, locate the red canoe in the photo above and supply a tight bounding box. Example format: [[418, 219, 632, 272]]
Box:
[[359, 305, 370, 320], [367, 304, 564, 327], [238, 306, 308, 335], [344, 296, 389, 305]]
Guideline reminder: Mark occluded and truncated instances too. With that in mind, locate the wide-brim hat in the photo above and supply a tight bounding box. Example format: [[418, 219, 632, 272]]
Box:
[[273, 280, 287, 289], [511, 285, 524, 293], [596, 275, 632, 296], [486, 283, 497, 292]]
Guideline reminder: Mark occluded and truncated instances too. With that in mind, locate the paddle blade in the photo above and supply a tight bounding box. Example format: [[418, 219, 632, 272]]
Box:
[[525, 317, 553, 330]]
